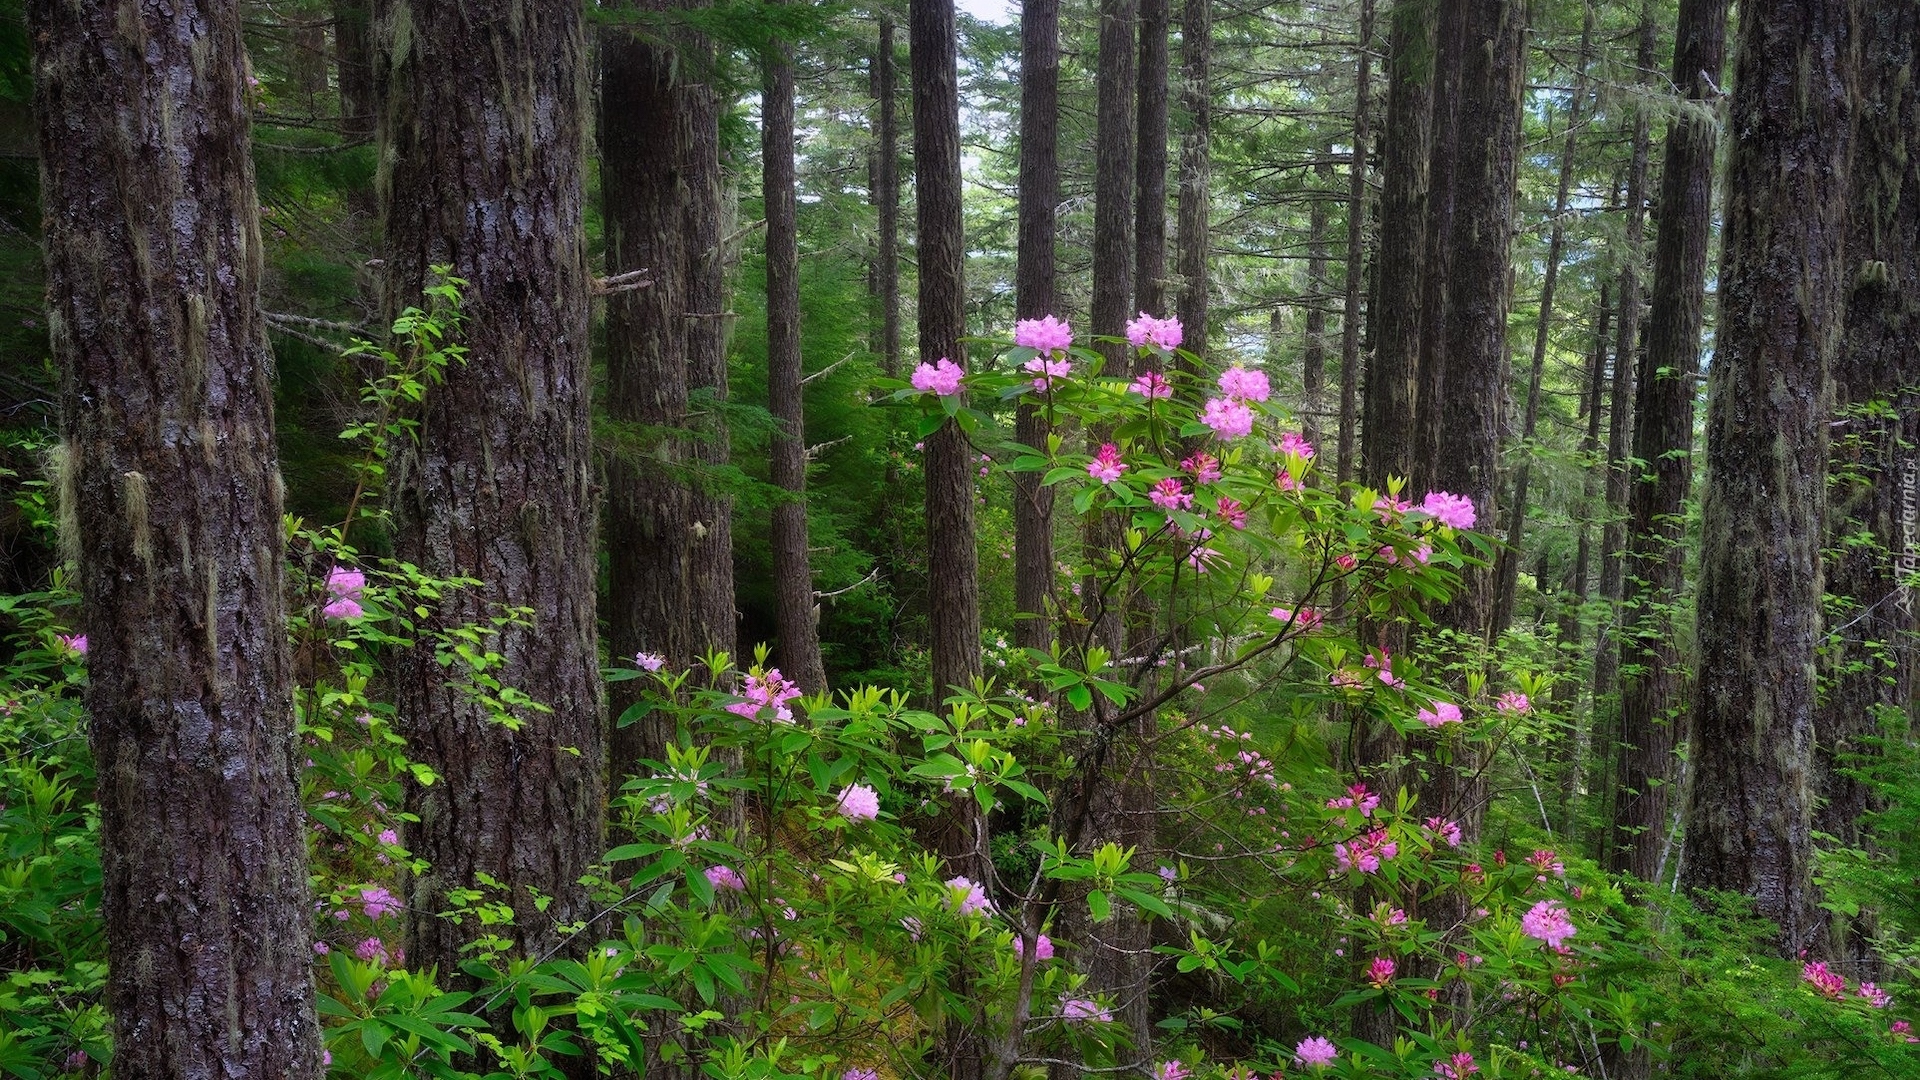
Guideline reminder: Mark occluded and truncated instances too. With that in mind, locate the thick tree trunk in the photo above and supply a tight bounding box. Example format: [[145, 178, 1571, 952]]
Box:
[[377, 0, 606, 992], [763, 30, 827, 693], [1135, 0, 1170, 317], [1812, 0, 1917, 964], [30, 2, 323, 1075], [1336, 0, 1373, 488], [1682, 0, 1854, 959], [1014, 0, 1060, 656], [334, 0, 374, 140], [684, 28, 736, 663], [1173, 0, 1213, 353], [1608, 0, 1726, 887], [1303, 159, 1332, 450], [1407, 0, 1462, 494], [874, 20, 902, 382], [604, 2, 693, 777], [1492, 9, 1594, 638]]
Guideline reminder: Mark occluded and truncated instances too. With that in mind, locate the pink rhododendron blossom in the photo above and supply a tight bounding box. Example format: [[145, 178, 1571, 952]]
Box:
[[1295, 1036, 1338, 1067], [1859, 982, 1893, 1008], [1336, 552, 1358, 570], [1497, 691, 1531, 714], [1434, 1052, 1479, 1078], [1373, 494, 1412, 520], [1201, 397, 1255, 439], [359, 886, 401, 920], [1217, 365, 1271, 403], [1156, 1061, 1192, 1080], [1521, 901, 1578, 949], [1371, 904, 1409, 927], [378, 828, 399, 847], [947, 876, 994, 915], [1271, 605, 1323, 631], [1892, 1019, 1918, 1042], [1149, 477, 1194, 511], [1365, 650, 1404, 689], [1275, 431, 1317, 460], [635, 651, 666, 672], [1088, 443, 1128, 484], [1130, 371, 1173, 399], [1061, 997, 1112, 1022], [835, 783, 881, 822], [910, 358, 965, 396], [1180, 451, 1222, 483], [1014, 315, 1073, 353], [1012, 933, 1055, 960], [1418, 700, 1464, 728], [1024, 355, 1073, 391], [1420, 814, 1459, 849], [1336, 828, 1397, 874], [844, 1069, 880, 1080], [1366, 956, 1396, 987], [1214, 496, 1248, 530], [1802, 961, 1846, 998], [1126, 312, 1183, 350], [1527, 849, 1565, 878], [704, 865, 745, 891], [57, 633, 87, 655], [355, 937, 391, 965], [726, 669, 804, 721], [324, 567, 365, 620], [1420, 491, 1477, 529]]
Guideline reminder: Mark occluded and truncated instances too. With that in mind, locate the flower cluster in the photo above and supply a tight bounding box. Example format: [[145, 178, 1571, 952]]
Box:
[[1295, 1036, 1338, 1068], [1417, 700, 1463, 728], [910, 357, 965, 396], [1126, 312, 1183, 350], [1088, 443, 1127, 484], [1014, 315, 1073, 354], [1520, 900, 1577, 949], [1335, 828, 1398, 874], [324, 567, 365, 620], [726, 668, 804, 722], [835, 784, 880, 822]]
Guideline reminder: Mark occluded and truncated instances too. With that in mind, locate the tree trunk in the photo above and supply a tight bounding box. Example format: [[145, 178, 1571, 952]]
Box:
[[1135, 0, 1170, 317], [604, 1, 693, 778], [1303, 159, 1332, 450], [1555, 281, 1613, 840], [1407, 0, 1462, 494], [684, 25, 736, 663], [32, 1, 323, 1075], [763, 28, 827, 694], [377, 0, 606, 997], [1173, 0, 1213, 353], [874, 20, 902, 382], [334, 0, 374, 140], [1336, 0, 1373, 488], [1812, 0, 1916, 964], [1014, 0, 1060, 657], [1608, 0, 1726, 887], [1492, 8, 1594, 638], [1682, 0, 1854, 959]]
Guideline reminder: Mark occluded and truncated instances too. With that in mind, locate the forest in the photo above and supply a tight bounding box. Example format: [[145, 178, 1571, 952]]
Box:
[[0, 0, 1915, 1077]]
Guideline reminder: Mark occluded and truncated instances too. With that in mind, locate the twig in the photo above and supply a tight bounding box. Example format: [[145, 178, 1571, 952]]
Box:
[[805, 434, 854, 460], [814, 567, 878, 602], [800, 350, 856, 386], [593, 269, 653, 295]]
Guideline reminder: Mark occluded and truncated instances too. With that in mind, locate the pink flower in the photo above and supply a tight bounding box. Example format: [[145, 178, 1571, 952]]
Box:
[[1014, 315, 1073, 353], [1373, 494, 1412, 520], [1371, 905, 1409, 927], [1420, 491, 1477, 529], [354, 937, 390, 965], [1216, 365, 1271, 403], [57, 633, 87, 655], [1335, 553, 1358, 571], [1365, 956, 1395, 987], [1418, 700, 1464, 728], [359, 886, 401, 920], [1061, 997, 1112, 1023], [1521, 901, 1578, 949], [1497, 691, 1530, 714], [1527, 849, 1565, 878], [726, 668, 804, 722], [1214, 497, 1248, 529], [1295, 1036, 1338, 1067], [835, 783, 881, 822], [323, 567, 365, 620], [910, 358, 965, 396], [1801, 961, 1845, 998], [1423, 817, 1463, 847], [1024, 355, 1073, 391], [378, 828, 400, 847], [1156, 1062, 1192, 1080], [844, 1069, 880, 1080], [947, 876, 993, 915], [705, 865, 746, 891], [1434, 1051, 1479, 1078], [635, 651, 666, 672], [1149, 477, 1193, 511], [1012, 933, 1055, 961], [1365, 649, 1404, 689], [1088, 443, 1128, 484], [1126, 312, 1183, 350], [1180, 451, 1222, 483], [1892, 1019, 1918, 1042], [1859, 981, 1893, 1008], [1336, 828, 1397, 874], [1130, 371, 1174, 399], [1200, 397, 1255, 439], [1275, 431, 1317, 460], [1271, 605, 1323, 631]]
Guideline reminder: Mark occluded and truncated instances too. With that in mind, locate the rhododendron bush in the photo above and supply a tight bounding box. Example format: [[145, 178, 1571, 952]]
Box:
[[1, 317, 1916, 1079]]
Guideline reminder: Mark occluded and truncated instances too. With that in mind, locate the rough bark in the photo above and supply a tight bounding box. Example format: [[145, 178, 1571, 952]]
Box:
[[1407, 0, 1464, 494], [1303, 159, 1332, 450], [377, 0, 606, 989], [1173, 0, 1213, 354], [683, 25, 735, 662], [1014, 0, 1061, 656], [1813, 0, 1917, 963], [874, 19, 902, 382], [1135, 0, 1170, 317], [1681, 0, 1854, 959], [604, 1, 693, 778], [1492, 9, 1594, 638], [334, 0, 374, 140], [1090, 0, 1138, 382], [763, 28, 827, 694], [1336, 0, 1373, 488], [29, 0, 323, 1074], [1609, 0, 1726, 886]]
